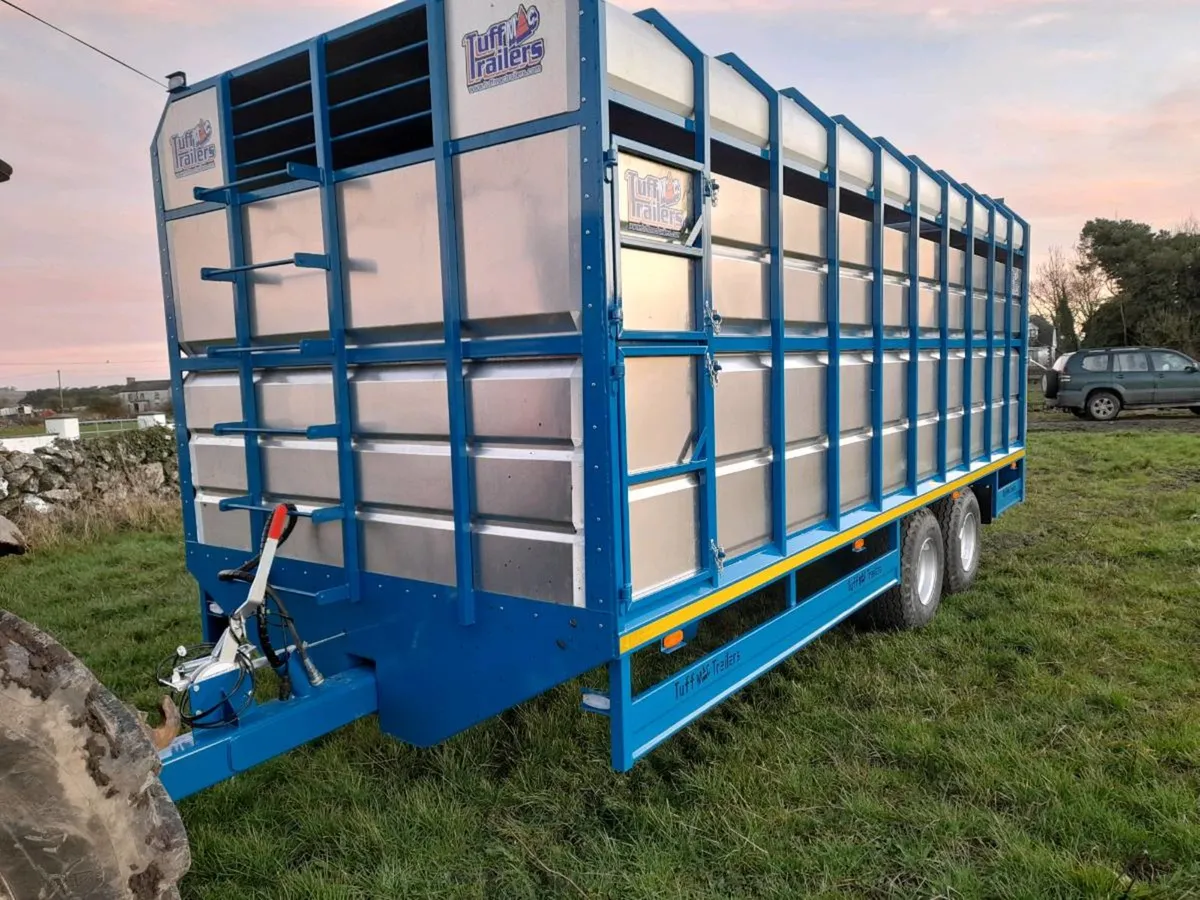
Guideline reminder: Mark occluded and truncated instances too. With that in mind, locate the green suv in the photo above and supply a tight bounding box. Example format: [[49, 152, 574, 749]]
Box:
[[1043, 347, 1200, 421]]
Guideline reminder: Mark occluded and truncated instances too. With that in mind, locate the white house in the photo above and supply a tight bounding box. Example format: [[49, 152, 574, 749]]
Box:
[[118, 378, 172, 414]]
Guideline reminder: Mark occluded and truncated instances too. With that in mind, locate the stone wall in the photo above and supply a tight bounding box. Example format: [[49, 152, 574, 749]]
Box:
[[0, 428, 179, 517]]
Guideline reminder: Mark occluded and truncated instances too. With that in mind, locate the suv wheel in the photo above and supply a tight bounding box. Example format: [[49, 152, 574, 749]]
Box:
[[1088, 390, 1121, 422]]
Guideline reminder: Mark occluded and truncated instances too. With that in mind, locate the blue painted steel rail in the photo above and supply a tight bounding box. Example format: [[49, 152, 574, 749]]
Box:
[[160, 667, 378, 800]]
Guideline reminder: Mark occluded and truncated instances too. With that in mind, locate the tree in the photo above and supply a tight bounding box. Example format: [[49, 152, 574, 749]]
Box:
[[1030, 244, 1104, 353], [89, 396, 126, 419], [1078, 219, 1200, 356], [1029, 314, 1054, 347]]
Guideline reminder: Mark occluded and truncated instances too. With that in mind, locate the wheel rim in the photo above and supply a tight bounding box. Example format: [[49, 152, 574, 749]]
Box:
[[959, 511, 978, 572], [1092, 396, 1115, 418], [916, 536, 939, 606]]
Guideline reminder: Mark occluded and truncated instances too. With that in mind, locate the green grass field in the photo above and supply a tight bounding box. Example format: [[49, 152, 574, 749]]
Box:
[[0, 424, 47, 437], [3, 430, 1199, 899]]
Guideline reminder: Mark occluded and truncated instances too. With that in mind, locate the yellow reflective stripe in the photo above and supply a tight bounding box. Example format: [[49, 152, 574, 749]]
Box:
[[618, 450, 1025, 654]]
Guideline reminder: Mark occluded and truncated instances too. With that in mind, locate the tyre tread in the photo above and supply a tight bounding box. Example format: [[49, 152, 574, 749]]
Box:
[[858, 508, 943, 631]]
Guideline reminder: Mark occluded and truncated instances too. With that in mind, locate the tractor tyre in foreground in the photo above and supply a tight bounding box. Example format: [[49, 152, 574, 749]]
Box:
[[937, 489, 982, 595], [0, 611, 189, 900], [857, 508, 944, 630]]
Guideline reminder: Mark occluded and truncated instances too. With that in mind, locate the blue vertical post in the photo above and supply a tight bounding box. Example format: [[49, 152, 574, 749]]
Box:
[[580, 0, 621, 613], [941, 170, 974, 464], [784, 89, 838, 529], [962, 192, 975, 462], [827, 131, 841, 527], [217, 74, 268, 544], [905, 168, 920, 491], [937, 176, 950, 479], [870, 150, 885, 508], [876, 139, 920, 490], [427, 0, 476, 624], [151, 98, 209, 636], [309, 39, 363, 602], [696, 54, 718, 581], [971, 192, 996, 459], [836, 117, 883, 510], [1012, 211, 1031, 449], [719, 54, 786, 553], [911, 157, 950, 481], [999, 206, 1015, 454], [150, 107, 199, 546], [639, 12, 717, 579], [608, 654, 633, 771]]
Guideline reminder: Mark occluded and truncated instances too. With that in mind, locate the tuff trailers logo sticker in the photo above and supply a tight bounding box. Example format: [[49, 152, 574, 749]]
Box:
[[170, 119, 216, 179], [624, 168, 688, 238], [462, 4, 545, 94]]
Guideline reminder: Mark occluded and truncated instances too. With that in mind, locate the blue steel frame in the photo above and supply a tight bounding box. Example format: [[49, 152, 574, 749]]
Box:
[[909, 158, 952, 478], [939, 170, 978, 462], [785, 88, 843, 532], [150, 0, 1029, 795], [833, 116, 884, 509]]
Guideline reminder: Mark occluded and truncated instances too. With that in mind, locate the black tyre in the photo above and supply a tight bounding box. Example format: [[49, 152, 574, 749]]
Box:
[[1042, 370, 1060, 400], [1087, 390, 1121, 421], [1070, 408, 1089, 419], [858, 508, 944, 630], [936, 489, 982, 595], [0, 612, 190, 900]]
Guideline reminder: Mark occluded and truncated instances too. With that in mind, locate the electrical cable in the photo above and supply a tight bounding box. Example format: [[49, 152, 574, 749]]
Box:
[[217, 503, 323, 688], [155, 643, 255, 729], [0, 0, 166, 88]]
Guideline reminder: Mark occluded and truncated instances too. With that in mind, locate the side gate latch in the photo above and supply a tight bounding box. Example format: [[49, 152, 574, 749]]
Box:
[[608, 299, 624, 340], [710, 539, 727, 572], [706, 354, 722, 387], [703, 176, 720, 207], [603, 148, 620, 183]]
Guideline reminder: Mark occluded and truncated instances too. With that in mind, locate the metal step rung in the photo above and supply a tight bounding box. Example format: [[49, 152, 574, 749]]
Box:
[[213, 423, 339, 440], [201, 253, 330, 283], [272, 583, 352, 605], [217, 496, 345, 525], [206, 338, 335, 359], [619, 235, 704, 259], [193, 162, 324, 204]]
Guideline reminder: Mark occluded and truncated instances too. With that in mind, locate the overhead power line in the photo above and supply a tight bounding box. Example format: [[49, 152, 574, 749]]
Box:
[[0, 0, 165, 88], [0, 355, 165, 362]]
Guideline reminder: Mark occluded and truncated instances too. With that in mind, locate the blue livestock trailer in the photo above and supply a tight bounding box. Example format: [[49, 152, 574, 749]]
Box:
[[0, 1, 1033, 894], [151, 0, 1029, 794]]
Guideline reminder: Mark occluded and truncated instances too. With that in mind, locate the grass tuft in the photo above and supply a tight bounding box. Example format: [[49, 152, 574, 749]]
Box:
[[12, 495, 180, 551]]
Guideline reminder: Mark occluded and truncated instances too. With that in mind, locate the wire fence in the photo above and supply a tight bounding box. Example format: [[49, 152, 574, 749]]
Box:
[[79, 418, 144, 439]]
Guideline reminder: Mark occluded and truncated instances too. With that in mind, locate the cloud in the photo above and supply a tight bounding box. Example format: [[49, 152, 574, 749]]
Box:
[[1014, 11, 1070, 27], [1049, 47, 1117, 63]]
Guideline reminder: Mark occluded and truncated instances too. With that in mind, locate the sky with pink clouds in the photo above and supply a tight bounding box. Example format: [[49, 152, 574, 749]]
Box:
[[1, 0, 1197, 389]]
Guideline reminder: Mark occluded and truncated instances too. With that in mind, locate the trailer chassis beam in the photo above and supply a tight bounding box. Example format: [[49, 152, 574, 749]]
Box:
[[159, 666, 377, 801]]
